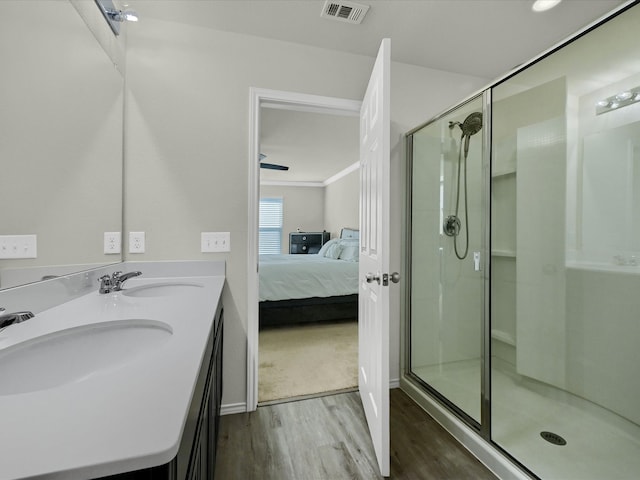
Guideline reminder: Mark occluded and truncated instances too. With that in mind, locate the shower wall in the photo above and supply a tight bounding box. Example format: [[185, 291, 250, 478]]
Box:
[[411, 122, 483, 368], [409, 96, 485, 424], [515, 115, 567, 388], [559, 70, 640, 425], [566, 268, 640, 425], [410, 132, 444, 369], [491, 78, 567, 381]]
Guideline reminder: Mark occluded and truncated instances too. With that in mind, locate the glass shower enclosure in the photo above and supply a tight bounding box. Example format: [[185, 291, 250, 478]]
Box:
[[405, 3, 640, 478], [408, 94, 487, 426]]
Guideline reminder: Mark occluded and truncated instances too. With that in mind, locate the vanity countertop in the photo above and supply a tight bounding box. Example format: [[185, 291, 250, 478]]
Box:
[[0, 264, 224, 480]]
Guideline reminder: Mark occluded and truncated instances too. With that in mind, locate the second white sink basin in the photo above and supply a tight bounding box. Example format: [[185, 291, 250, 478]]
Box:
[[0, 319, 172, 396], [121, 282, 204, 298]]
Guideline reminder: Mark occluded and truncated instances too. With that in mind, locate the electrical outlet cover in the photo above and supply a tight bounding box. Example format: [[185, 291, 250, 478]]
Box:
[[129, 232, 145, 254], [104, 232, 121, 254]]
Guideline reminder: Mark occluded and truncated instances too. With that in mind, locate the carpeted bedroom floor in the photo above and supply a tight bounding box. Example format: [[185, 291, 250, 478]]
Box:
[[258, 320, 358, 403]]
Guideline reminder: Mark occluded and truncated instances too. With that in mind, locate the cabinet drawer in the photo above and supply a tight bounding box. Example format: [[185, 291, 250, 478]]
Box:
[[289, 232, 329, 254]]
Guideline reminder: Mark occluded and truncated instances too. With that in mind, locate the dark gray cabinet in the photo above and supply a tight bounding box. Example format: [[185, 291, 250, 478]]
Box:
[[289, 231, 330, 254], [99, 304, 224, 480]]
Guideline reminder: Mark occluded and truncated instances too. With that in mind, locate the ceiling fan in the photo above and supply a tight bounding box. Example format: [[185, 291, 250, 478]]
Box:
[[259, 153, 289, 171]]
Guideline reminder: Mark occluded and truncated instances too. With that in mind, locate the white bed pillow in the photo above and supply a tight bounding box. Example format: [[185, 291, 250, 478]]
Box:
[[323, 242, 343, 259], [317, 238, 339, 256], [338, 239, 359, 262], [340, 228, 359, 240]]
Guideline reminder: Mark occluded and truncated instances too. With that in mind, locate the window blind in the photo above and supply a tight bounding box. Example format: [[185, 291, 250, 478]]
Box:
[[259, 197, 283, 255]]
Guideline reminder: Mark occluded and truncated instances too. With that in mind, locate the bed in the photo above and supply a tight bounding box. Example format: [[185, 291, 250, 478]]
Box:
[[259, 228, 360, 328]]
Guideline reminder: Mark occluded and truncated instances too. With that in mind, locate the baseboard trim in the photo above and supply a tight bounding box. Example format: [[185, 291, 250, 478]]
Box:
[[220, 402, 247, 416], [390, 377, 400, 389]]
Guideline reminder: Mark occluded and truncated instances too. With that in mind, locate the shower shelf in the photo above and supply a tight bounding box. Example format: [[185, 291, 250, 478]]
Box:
[[491, 169, 516, 178], [491, 249, 516, 257]]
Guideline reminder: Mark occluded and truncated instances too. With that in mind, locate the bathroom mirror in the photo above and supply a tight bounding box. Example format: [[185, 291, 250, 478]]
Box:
[[582, 120, 640, 258], [0, 1, 123, 289]]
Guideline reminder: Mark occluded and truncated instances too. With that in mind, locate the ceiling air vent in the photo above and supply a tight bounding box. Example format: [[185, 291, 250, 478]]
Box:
[[321, 0, 370, 24]]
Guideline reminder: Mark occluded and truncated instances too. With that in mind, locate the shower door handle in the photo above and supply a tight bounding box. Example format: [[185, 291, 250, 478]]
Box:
[[473, 252, 481, 271]]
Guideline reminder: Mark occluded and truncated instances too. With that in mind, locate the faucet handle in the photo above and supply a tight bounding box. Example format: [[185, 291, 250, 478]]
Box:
[[98, 274, 114, 294]]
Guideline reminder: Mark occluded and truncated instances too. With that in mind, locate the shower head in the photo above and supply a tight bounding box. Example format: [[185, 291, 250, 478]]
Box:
[[461, 112, 483, 137], [460, 112, 483, 156]]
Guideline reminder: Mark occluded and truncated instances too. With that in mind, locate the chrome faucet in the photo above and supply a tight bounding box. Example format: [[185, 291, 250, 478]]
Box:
[[0, 308, 35, 331], [98, 271, 143, 294], [112, 271, 142, 291]]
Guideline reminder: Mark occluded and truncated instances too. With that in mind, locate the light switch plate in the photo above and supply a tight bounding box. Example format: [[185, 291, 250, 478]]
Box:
[[0, 234, 37, 259], [104, 232, 121, 254], [201, 232, 230, 252], [129, 232, 145, 254]]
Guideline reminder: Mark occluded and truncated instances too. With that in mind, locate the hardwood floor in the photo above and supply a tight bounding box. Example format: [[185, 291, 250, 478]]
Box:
[[215, 389, 498, 479]]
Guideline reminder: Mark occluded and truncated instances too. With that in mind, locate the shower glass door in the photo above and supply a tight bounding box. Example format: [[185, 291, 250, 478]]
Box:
[[409, 94, 486, 425]]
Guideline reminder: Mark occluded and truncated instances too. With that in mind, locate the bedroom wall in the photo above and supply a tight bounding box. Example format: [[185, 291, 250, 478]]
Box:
[[260, 185, 325, 253], [324, 169, 359, 239], [125, 17, 489, 409]]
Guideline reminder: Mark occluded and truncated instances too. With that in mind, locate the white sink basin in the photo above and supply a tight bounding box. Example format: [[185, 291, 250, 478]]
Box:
[[121, 282, 204, 298], [0, 320, 172, 396]]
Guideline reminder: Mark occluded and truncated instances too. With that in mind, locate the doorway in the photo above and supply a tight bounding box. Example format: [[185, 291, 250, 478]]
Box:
[[257, 106, 360, 404], [247, 88, 362, 410]]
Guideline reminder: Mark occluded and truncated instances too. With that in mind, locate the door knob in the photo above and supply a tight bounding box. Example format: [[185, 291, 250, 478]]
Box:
[[382, 272, 401, 286], [365, 273, 381, 284]]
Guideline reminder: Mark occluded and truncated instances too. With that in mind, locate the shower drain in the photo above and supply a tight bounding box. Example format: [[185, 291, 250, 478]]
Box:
[[540, 431, 567, 446]]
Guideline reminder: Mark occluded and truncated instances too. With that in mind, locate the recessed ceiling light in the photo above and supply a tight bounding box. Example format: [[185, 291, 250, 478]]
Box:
[[532, 0, 562, 12]]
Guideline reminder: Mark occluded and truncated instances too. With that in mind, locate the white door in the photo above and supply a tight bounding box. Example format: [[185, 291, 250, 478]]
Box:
[[359, 38, 391, 477]]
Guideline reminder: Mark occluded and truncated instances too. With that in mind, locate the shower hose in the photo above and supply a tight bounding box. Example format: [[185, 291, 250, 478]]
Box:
[[453, 133, 469, 260]]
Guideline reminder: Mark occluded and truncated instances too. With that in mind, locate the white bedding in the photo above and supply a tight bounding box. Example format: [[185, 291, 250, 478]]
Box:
[[259, 254, 359, 302]]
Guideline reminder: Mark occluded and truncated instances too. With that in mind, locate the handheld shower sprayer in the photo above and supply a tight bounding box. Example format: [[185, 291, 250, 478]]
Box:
[[444, 112, 483, 260]]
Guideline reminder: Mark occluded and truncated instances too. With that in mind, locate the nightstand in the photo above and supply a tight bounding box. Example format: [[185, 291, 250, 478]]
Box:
[[289, 231, 330, 254]]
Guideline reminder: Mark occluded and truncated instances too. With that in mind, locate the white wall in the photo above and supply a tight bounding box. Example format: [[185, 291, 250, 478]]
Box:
[[69, 0, 127, 73], [324, 170, 359, 239], [260, 185, 325, 253], [125, 17, 488, 408]]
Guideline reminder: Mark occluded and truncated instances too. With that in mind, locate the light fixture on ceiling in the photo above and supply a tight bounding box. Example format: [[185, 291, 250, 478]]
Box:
[[95, 0, 139, 36], [596, 86, 640, 115], [532, 0, 562, 12]]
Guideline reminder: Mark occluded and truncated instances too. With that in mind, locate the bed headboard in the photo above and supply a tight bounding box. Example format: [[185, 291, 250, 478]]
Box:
[[340, 227, 359, 240]]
